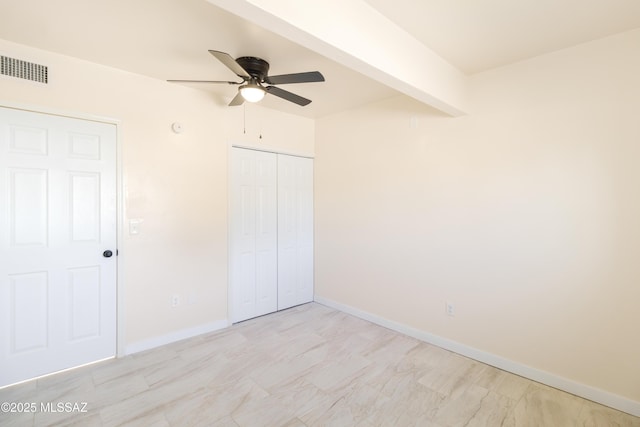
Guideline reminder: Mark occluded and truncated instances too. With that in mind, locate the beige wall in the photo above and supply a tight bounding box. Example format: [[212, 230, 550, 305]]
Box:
[[315, 29, 640, 403], [3, 25, 639, 408], [0, 39, 314, 347]]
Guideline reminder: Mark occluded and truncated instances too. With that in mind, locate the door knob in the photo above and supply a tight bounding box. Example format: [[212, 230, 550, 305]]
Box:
[[103, 250, 113, 258]]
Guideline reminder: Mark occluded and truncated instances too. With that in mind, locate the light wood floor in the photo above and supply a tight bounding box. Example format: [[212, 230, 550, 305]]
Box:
[[1, 302, 638, 426]]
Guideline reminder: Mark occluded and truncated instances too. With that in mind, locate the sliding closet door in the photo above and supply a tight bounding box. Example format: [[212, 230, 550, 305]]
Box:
[[229, 148, 278, 323], [277, 154, 314, 310]]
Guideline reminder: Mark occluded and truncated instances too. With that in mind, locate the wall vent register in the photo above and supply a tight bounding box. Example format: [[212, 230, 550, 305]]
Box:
[[1, 55, 48, 84]]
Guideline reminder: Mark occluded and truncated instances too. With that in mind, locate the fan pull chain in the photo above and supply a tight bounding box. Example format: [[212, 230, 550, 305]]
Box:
[[243, 104, 246, 134], [256, 104, 262, 140]]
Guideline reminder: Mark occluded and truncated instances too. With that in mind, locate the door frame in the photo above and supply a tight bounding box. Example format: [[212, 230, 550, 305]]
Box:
[[227, 143, 314, 324], [0, 100, 126, 359]]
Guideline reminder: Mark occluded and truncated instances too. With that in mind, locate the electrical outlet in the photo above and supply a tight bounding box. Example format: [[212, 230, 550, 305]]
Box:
[[410, 116, 418, 129], [446, 302, 455, 317], [171, 295, 180, 308], [187, 292, 197, 306]]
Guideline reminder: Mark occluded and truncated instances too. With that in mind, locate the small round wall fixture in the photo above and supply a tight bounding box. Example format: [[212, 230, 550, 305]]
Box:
[[171, 122, 184, 134]]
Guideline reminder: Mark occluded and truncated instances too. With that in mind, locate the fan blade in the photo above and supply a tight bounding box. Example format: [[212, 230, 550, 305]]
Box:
[[265, 86, 312, 106], [228, 91, 245, 106], [209, 50, 251, 79], [167, 79, 241, 84], [265, 71, 325, 85]]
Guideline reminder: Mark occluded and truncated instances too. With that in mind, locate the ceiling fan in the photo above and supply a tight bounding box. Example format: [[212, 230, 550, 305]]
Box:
[[168, 50, 325, 107]]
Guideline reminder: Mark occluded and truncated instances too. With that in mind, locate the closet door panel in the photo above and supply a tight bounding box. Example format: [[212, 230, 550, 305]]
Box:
[[229, 148, 277, 322], [294, 157, 314, 305], [278, 154, 314, 310]]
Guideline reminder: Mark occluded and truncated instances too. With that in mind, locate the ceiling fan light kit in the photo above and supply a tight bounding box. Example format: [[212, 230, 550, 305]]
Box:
[[239, 82, 265, 103], [168, 50, 324, 107]]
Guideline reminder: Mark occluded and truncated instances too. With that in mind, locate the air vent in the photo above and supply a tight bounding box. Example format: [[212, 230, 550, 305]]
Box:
[[1, 55, 48, 84]]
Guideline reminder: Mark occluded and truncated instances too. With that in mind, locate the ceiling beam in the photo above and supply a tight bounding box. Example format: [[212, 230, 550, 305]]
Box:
[[206, 0, 468, 116]]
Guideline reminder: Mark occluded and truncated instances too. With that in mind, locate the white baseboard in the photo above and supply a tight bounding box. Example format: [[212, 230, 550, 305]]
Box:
[[124, 319, 229, 355], [314, 296, 640, 418]]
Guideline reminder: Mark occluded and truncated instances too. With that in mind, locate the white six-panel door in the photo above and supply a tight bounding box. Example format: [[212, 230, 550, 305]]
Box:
[[229, 148, 313, 323], [229, 148, 278, 323], [277, 154, 314, 310], [0, 107, 117, 387]]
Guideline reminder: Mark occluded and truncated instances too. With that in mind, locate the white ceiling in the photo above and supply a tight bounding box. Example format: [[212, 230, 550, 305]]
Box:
[[364, 0, 640, 75], [1, 0, 639, 117]]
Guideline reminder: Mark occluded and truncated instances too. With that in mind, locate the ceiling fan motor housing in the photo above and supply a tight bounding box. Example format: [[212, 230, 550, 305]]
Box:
[[236, 56, 270, 81]]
